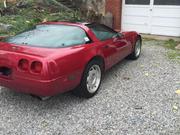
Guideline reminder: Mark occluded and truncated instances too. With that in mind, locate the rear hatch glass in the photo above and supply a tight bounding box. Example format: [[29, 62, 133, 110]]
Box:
[[5, 25, 87, 48]]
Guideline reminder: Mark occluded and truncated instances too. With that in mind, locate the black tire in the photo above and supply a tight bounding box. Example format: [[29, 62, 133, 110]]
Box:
[[73, 60, 103, 98], [128, 37, 142, 60]]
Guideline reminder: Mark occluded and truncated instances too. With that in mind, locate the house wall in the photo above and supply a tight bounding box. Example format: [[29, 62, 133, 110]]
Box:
[[106, 0, 122, 30]]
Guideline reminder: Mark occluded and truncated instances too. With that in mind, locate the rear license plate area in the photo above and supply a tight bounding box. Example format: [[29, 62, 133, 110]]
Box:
[[0, 67, 12, 76]]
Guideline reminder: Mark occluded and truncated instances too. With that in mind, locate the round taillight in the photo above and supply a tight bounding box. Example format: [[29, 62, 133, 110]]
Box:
[[18, 59, 29, 71], [31, 61, 42, 73]]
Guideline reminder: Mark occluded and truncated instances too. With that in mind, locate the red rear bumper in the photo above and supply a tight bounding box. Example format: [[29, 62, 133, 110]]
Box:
[[0, 75, 68, 96]]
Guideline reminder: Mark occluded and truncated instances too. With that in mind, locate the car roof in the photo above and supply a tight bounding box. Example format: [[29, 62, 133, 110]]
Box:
[[40, 21, 94, 32], [42, 21, 92, 25]]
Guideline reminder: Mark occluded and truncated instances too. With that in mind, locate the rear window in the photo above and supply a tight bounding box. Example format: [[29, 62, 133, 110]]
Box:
[[6, 25, 90, 48]]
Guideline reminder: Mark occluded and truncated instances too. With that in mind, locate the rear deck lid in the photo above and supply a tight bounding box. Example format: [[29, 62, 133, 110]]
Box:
[[0, 42, 56, 58]]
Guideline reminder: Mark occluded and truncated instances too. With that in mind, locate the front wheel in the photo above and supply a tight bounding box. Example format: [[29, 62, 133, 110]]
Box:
[[73, 60, 103, 98], [128, 38, 142, 60]]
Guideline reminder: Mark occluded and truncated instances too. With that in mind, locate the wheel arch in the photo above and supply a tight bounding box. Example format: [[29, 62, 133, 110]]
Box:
[[73, 55, 104, 98], [86, 55, 105, 72], [77, 55, 105, 94], [137, 34, 142, 44], [132, 34, 142, 51]]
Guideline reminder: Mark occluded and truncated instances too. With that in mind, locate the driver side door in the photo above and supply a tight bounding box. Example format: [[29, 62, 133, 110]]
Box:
[[88, 24, 129, 68]]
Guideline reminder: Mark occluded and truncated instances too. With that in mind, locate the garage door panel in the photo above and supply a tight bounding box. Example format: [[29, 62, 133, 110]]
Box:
[[151, 17, 180, 28], [122, 24, 149, 33], [123, 16, 149, 25], [151, 26, 180, 36], [123, 6, 149, 16], [122, 0, 180, 36], [151, 6, 180, 36], [122, 5, 150, 34], [152, 7, 180, 18]]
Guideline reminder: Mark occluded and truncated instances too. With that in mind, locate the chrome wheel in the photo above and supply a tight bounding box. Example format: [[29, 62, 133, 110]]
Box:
[[135, 40, 141, 57], [86, 65, 101, 93]]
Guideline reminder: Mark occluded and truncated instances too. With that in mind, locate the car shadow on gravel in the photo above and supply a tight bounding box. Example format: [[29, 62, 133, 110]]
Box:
[[0, 88, 83, 107]]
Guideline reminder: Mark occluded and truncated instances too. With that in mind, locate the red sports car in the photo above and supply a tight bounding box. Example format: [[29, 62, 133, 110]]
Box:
[[0, 22, 142, 99]]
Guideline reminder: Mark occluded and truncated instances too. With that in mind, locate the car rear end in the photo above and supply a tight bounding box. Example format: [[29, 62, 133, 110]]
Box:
[[0, 23, 91, 96], [0, 43, 63, 96]]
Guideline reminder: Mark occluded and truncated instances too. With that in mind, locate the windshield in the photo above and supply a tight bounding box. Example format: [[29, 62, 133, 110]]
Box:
[[6, 25, 89, 48]]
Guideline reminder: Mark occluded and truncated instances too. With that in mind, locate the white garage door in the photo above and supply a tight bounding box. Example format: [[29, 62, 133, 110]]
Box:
[[122, 0, 180, 37]]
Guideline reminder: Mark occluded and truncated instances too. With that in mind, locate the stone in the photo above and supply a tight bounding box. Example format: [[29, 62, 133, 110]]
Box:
[[0, 23, 13, 31], [175, 44, 180, 50], [16, 1, 29, 8], [71, 0, 106, 14]]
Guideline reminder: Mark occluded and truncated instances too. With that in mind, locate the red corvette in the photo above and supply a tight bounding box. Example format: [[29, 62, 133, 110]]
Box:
[[0, 22, 142, 99]]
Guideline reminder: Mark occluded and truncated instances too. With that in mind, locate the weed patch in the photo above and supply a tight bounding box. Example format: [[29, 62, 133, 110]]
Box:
[[0, 2, 82, 36], [164, 39, 180, 61]]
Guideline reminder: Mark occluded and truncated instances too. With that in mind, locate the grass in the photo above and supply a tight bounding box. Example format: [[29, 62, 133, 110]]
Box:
[[164, 39, 180, 61], [167, 51, 180, 60], [143, 37, 180, 61], [0, 1, 82, 36], [164, 39, 179, 50], [142, 37, 159, 42]]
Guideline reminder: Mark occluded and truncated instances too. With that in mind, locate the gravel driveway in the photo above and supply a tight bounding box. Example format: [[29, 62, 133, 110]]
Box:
[[0, 40, 180, 135]]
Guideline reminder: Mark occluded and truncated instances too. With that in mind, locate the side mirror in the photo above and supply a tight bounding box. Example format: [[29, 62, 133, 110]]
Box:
[[84, 37, 91, 44], [117, 33, 124, 38], [113, 33, 124, 39]]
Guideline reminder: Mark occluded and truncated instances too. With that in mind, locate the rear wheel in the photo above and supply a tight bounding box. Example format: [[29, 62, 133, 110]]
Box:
[[73, 60, 103, 98], [128, 38, 142, 60]]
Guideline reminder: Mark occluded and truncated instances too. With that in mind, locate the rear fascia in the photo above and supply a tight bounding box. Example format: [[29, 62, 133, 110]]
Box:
[[0, 50, 65, 96]]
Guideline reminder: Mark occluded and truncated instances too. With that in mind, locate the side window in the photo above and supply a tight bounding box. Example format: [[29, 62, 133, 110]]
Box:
[[87, 24, 118, 41]]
